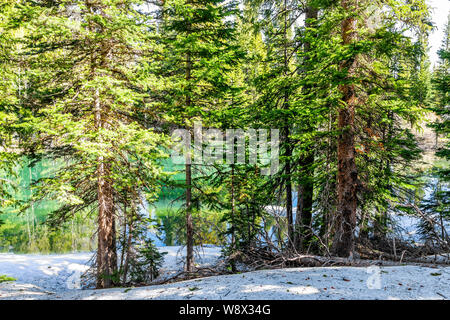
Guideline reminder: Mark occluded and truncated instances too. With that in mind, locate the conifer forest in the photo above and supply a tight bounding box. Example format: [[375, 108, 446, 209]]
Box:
[[0, 0, 449, 302]]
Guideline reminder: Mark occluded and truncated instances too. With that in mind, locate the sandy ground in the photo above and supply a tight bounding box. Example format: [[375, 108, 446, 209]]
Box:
[[0, 246, 221, 298], [0, 252, 92, 292], [1, 247, 450, 300]]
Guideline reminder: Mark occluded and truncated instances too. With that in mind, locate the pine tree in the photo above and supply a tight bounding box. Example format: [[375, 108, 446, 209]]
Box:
[[247, 0, 305, 248], [0, 0, 25, 216], [422, 13, 450, 238], [18, 0, 168, 288], [293, 0, 319, 251], [330, 0, 360, 257], [155, 0, 240, 271], [431, 14, 449, 182]]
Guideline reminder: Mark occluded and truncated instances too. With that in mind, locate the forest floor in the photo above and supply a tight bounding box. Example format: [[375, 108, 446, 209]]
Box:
[[1, 246, 450, 300]]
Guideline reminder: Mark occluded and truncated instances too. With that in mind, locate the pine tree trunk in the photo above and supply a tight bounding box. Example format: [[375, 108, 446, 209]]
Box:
[[119, 203, 127, 284], [282, 0, 294, 246], [85, 1, 118, 289], [331, 0, 359, 257], [96, 160, 117, 288], [294, 4, 318, 251], [185, 160, 194, 272], [95, 93, 117, 288], [373, 111, 392, 241], [284, 122, 293, 245], [122, 200, 135, 285], [230, 164, 237, 271], [185, 48, 194, 272], [295, 153, 314, 249], [231, 164, 236, 248]]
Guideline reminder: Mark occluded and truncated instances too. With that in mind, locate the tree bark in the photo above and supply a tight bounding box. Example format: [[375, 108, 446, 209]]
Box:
[[331, 0, 359, 257], [94, 88, 117, 288], [96, 162, 117, 288]]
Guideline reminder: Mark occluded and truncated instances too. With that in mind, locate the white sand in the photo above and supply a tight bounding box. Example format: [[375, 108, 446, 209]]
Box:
[[1, 246, 449, 300]]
